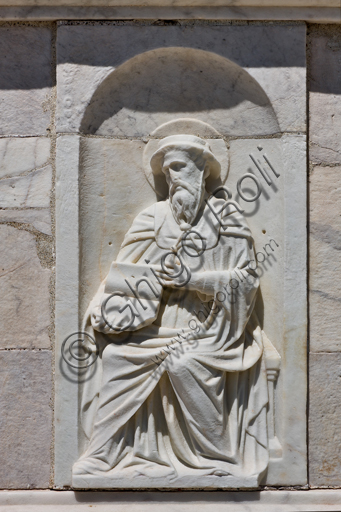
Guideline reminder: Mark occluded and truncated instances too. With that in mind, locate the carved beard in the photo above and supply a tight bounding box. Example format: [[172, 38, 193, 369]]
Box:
[[169, 177, 205, 228]]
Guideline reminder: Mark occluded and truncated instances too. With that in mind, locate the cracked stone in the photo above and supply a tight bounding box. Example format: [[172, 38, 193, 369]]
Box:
[[0, 137, 50, 179], [0, 165, 52, 208], [0, 209, 51, 235]]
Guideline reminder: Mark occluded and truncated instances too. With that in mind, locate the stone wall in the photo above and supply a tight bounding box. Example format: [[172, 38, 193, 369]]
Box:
[[0, 24, 54, 489], [0, 20, 339, 493], [308, 24, 341, 487]]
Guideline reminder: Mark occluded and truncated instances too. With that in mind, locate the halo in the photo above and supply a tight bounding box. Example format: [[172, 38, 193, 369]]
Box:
[[143, 119, 229, 199]]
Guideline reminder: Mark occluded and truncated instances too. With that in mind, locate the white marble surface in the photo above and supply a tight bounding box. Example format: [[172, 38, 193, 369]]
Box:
[[2, 490, 341, 512], [228, 138, 285, 403], [310, 92, 341, 164], [57, 24, 305, 136], [0, 0, 339, 5], [0, 225, 51, 349], [0, 27, 52, 136], [0, 165, 52, 208], [309, 27, 341, 165], [55, 133, 307, 487], [55, 22, 307, 489], [79, 138, 156, 317], [0, 208, 51, 235], [0, 137, 50, 179], [0, 352, 52, 488], [279, 132, 307, 485], [55, 135, 81, 487], [309, 353, 341, 486], [73, 134, 273, 488], [309, 166, 341, 352]]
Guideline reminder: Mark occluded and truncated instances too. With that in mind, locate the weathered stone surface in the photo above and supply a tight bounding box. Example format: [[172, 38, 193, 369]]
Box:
[[55, 24, 307, 490], [0, 26, 52, 136], [0, 165, 52, 208], [309, 166, 341, 352], [309, 26, 341, 164], [0, 0, 339, 6], [0, 4, 339, 26], [0, 137, 50, 179], [2, 489, 341, 511], [55, 135, 80, 487], [79, 138, 156, 314], [0, 5, 340, 26], [309, 353, 341, 486], [57, 24, 305, 135], [0, 225, 51, 349], [0, 208, 51, 235], [0, 350, 52, 489], [310, 94, 341, 164]]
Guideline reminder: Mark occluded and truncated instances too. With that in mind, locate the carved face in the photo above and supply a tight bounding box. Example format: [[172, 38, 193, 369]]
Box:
[[162, 149, 207, 227]]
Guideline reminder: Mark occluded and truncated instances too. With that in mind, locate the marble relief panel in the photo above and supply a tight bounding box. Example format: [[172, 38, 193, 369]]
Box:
[[55, 23, 307, 489]]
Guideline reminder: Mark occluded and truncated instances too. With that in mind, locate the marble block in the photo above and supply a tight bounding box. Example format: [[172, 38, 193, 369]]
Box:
[[309, 166, 341, 352], [0, 350, 52, 489], [0, 225, 51, 349], [0, 165, 52, 208], [55, 23, 307, 490], [309, 26, 341, 165], [309, 353, 341, 486], [0, 208, 52, 235], [1, 0, 340, 6], [0, 4, 339, 25], [55, 135, 81, 487], [0, 137, 50, 179], [3, 489, 341, 512], [0, 27, 52, 136], [57, 24, 305, 135], [55, 132, 306, 489]]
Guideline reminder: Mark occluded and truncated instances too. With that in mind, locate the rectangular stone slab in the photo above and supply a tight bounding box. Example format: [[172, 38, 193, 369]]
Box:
[[55, 22, 307, 489]]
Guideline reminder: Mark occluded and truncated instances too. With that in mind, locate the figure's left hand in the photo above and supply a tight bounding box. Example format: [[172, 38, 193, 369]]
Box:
[[154, 261, 204, 291], [153, 253, 192, 288]]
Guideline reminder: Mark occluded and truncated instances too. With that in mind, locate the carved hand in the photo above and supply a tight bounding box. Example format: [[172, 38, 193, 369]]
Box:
[[154, 265, 205, 292], [91, 305, 111, 334]]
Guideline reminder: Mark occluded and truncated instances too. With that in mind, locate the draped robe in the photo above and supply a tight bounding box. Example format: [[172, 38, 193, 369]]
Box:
[[73, 197, 269, 485]]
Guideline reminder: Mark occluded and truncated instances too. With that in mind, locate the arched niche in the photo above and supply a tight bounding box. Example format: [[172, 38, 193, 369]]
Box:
[[80, 47, 279, 137]]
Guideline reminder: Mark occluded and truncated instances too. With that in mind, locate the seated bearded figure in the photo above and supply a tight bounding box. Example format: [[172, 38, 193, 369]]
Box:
[[73, 134, 269, 486]]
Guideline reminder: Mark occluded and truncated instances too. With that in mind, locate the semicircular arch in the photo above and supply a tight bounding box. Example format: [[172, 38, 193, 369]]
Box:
[[80, 47, 279, 137]]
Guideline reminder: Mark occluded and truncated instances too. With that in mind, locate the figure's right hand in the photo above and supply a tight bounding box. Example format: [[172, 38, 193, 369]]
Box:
[[91, 305, 111, 333]]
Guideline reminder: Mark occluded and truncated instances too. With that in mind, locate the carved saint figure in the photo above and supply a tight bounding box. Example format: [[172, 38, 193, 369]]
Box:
[[73, 135, 269, 485]]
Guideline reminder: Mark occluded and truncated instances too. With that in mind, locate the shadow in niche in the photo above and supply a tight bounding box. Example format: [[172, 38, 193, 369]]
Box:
[[80, 47, 279, 136], [254, 289, 265, 332]]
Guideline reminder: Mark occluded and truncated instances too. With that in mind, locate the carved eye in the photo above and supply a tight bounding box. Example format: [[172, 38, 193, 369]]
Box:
[[171, 162, 185, 172]]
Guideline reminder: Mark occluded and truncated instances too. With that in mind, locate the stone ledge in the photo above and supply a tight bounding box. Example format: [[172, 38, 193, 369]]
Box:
[[0, 6, 339, 22], [1, 490, 341, 511], [0, 1, 338, 6]]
